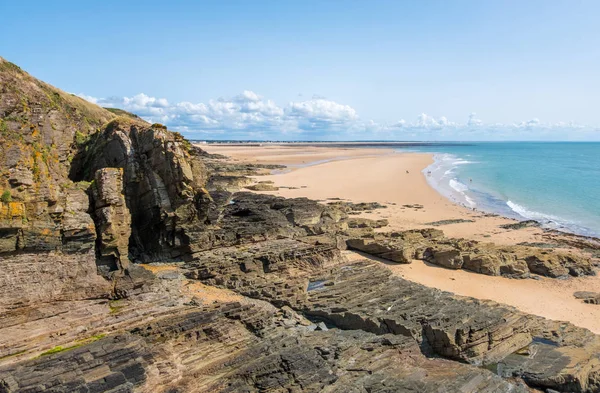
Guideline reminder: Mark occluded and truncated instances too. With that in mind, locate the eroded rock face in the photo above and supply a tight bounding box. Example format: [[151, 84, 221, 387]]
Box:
[[186, 239, 344, 307], [0, 58, 115, 257], [91, 168, 131, 274], [0, 251, 112, 310], [184, 246, 600, 393], [183, 192, 350, 254], [72, 118, 210, 262]]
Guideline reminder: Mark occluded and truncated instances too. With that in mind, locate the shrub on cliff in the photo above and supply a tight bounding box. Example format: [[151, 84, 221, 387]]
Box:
[[1, 190, 12, 203]]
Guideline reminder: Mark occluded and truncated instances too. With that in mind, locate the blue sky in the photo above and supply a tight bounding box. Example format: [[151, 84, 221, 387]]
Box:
[[2, 0, 600, 140]]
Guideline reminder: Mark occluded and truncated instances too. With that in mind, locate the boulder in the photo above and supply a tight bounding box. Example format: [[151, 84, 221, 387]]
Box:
[[346, 238, 414, 263], [346, 217, 389, 228], [574, 291, 600, 305], [425, 246, 464, 269], [524, 254, 570, 278], [245, 182, 279, 191]]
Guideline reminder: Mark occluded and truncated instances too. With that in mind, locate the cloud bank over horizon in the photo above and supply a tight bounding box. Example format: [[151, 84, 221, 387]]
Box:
[[78, 91, 599, 141]]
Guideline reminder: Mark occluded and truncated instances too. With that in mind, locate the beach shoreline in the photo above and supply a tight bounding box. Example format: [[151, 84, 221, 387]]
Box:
[[201, 143, 600, 333]]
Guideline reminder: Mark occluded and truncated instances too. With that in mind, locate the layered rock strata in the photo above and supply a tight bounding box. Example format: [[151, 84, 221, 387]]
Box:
[[347, 228, 596, 278]]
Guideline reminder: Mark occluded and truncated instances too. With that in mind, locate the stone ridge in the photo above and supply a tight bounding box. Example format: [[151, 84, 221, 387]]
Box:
[[0, 300, 531, 393], [347, 228, 596, 278]]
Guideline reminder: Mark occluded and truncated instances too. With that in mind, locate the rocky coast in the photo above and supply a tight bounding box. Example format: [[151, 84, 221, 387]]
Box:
[[207, 144, 600, 334], [2, 57, 600, 392]]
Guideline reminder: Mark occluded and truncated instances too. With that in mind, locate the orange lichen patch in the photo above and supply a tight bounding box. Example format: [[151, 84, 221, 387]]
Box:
[[183, 281, 245, 304], [138, 264, 181, 274], [0, 202, 26, 219]]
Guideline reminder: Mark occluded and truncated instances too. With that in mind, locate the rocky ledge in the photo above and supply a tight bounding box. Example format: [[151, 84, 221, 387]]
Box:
[[346, 228, 596, 278], [1, 57, 600, 393]]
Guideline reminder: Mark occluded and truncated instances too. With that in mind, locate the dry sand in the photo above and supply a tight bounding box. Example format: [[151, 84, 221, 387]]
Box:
[[202, 144, 600, 333], [203, 144, 395, 166]]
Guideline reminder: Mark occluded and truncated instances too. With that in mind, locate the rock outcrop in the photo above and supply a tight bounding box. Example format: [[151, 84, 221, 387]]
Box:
[[245, 180, 279, 191], [91, 168, 132, 274], [72, 118, 210, 262], [574, 291, 600, 305], [346, 228, 595, 278]]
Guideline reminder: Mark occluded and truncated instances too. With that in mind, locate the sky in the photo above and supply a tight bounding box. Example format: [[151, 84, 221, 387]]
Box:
[[2, 0, 600, 141]]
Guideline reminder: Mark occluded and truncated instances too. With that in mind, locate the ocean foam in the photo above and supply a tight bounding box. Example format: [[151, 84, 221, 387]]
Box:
[[448, 179, 476, 207], [454, 159, 477, 165], [506, 201, 561, 222], [449, 178, 469, 193], [504, 200, 592, 235], [424, 154, 477, 208], [464, 195, 476, 207]]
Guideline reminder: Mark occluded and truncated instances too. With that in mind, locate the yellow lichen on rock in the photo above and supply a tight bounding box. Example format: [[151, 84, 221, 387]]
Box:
[[0, 201, 26, 219]]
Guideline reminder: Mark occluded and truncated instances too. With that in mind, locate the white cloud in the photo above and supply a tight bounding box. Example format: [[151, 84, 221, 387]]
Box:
[[467, 112, 483, 127], [286, 98, 358, 130], [414, 113, 457, 129], [390, 119, 406, 128], [75, 92, 598, 141], [76, 93, 99, 104], [233, 90, 262, 103]]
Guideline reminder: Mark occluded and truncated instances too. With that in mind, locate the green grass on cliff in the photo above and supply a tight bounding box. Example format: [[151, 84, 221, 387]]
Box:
[[1, 190, 12, 203], [0, 59, 23, 74], [1, 56, 116, 135], [38, 334, 107, 357], [0, 119, 7, 135], [104, 107, 142, 120], [109, 300, 124, 314]]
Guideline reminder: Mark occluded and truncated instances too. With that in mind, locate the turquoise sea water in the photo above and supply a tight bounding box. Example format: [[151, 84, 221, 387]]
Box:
[[398, 142, 600, 238]]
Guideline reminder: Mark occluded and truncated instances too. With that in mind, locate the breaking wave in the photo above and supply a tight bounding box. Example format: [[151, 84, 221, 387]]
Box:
[[424, 154, 477, 208]]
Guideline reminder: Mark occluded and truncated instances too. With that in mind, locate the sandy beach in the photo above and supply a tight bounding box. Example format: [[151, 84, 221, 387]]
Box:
[[202, 143, 600, 334]]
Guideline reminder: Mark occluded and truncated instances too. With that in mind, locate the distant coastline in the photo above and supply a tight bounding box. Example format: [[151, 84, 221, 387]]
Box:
[[193, 140, 476, 148]]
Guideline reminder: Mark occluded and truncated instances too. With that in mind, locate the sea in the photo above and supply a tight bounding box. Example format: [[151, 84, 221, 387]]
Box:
[[397, 142, 600, 238]]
